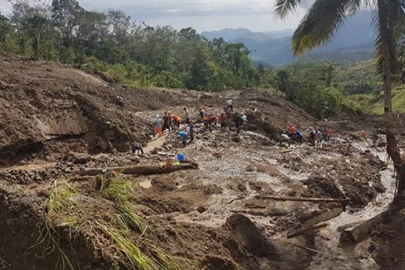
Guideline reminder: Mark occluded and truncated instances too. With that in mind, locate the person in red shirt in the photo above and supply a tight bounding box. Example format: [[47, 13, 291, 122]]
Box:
[[219, 112, 228, 129]]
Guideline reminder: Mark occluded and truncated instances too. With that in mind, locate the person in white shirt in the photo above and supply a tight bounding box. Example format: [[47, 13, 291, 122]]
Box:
[[226, 99, 233, 112]]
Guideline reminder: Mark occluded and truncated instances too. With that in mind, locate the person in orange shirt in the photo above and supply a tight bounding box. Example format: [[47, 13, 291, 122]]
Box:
[[328, 128, 333, 139], [173, 115, 182, 129], [360, 130, 367, 140], [202, 109, 210, 131], [289, 124, 296, 135], [211, 115, 218, 128], [167, 111, 173, 130]]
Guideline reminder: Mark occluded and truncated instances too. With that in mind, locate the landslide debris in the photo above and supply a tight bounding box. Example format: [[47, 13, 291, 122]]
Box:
[[0, 55, 396, 269]]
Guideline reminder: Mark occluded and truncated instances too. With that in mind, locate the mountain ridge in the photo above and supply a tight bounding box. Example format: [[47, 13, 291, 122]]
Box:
[[201, 11, 375, 65]]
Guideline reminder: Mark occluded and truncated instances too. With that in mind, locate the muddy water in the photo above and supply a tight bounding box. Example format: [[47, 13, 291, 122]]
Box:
[[307, 142, 394, 270], [153, 129, 393, 269]]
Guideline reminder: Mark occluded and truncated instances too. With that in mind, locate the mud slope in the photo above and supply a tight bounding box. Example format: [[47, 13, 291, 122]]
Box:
[[0, 54, 395, 270], [0, 54, 314, 166]]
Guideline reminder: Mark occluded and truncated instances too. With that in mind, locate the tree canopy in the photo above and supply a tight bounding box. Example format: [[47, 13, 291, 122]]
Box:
[[0, 0, 278, 91]]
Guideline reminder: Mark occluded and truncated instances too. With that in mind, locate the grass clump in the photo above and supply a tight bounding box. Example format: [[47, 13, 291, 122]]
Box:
[[98, 174, 146, 234], [36, 180, 79, 270], [37, 176, 199, 270]]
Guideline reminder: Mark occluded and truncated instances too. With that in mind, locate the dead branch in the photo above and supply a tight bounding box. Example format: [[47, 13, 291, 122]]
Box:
[[256, 195, 349, 203]]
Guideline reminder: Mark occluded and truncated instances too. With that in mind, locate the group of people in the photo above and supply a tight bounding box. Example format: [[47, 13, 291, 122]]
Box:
[[153, 99, 249, 147], [307, 126, 332, 145], [280, 124, 333, 147], [199, 100, 248, 134]]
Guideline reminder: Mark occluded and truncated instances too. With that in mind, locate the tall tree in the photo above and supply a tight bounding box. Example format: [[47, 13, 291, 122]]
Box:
[[51, 0, 83, 46], [274, 0, 405, 204], [24, 14, 48, 59], [107, 10, 131, 46]]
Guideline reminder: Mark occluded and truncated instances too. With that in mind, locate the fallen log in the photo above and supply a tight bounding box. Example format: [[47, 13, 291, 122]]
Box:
[[287, 223, 328, 238], [341, 209, 391, 243], [256, 195, 349, 203], [75, 162, 198, 176]]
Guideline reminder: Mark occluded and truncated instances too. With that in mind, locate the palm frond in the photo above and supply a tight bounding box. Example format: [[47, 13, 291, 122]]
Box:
[[274, 0, 303, 18], [373, 0, 405, 75], [291, 0, 362, 56]]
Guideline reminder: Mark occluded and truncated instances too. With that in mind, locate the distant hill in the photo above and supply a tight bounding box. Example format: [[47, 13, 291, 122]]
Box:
[[201, 28, 294, 42], [201, 11, 375, 66]]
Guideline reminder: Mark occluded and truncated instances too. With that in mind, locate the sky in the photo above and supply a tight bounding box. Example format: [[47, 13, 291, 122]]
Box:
[[0, 0, 311, 32]]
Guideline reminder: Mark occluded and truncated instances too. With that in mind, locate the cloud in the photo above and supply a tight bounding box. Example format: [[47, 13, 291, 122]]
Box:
[[79, 0, 306, 31], [0, 0, 307, 32], [0, 0, 12, 15], [80, 0, 279, 19]]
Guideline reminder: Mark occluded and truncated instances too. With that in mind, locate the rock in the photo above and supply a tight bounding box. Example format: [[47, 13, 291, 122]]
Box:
[[130, 156, 140, 163], [237, 183, 247, 192], [245, 165, 256, 172], [86, 161, 96, 168], [74, 157, 89, 165], [213, 152, 222, 158], [377, 142, 387, 147], [197, 206, 206, 213], [231, 137, 240, 143], [225, 214, 271, 257]]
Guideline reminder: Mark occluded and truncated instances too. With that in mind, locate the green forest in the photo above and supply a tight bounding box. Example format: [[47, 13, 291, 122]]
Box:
[[0, 0, 279, 91], [1, 0, 405, 119]]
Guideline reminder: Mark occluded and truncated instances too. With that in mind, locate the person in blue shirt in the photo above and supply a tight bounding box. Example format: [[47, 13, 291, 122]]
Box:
[[189, 122, 195, 142], [155, 115, 163, 137], [178, 130, 188, 146], [132, 141, 144, 154], [294, 130, 303, 144]]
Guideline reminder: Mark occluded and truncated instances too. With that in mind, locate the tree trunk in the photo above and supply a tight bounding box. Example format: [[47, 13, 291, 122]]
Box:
[[35, 33, 40, 60], [378, 0, 405, 208], [378, 0, 392, 114], [75, 162, 199, 176]]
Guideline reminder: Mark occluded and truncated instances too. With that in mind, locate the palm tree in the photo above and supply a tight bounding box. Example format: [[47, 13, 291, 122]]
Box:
[[274, 0, 405, 205]]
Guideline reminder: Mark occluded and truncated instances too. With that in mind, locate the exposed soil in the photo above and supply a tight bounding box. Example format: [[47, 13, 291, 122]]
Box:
[[0, 54, 402, 269]]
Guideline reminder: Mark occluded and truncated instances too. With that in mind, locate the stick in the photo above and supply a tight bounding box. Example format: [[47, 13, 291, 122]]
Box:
[[228, 196, 247, 204], [287, 223, 328, 238], [256, 195, 349, 203]]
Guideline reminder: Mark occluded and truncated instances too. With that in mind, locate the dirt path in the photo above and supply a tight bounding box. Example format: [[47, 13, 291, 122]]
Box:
[[143, 134, 168, 153]]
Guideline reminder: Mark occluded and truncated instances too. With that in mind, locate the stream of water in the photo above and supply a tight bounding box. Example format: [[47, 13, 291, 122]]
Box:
[[307, 142, 395, 269]]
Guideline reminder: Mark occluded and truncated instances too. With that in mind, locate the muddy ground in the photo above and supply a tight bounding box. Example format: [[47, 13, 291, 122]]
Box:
[[0, 54, 402, 269]]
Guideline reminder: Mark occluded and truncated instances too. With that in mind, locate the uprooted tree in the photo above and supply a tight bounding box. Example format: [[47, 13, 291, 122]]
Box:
[[274, 0, 405, 211]]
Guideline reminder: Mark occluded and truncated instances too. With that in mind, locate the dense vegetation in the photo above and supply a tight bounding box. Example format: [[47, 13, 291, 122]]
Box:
[[0, 0, 278, 91]]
